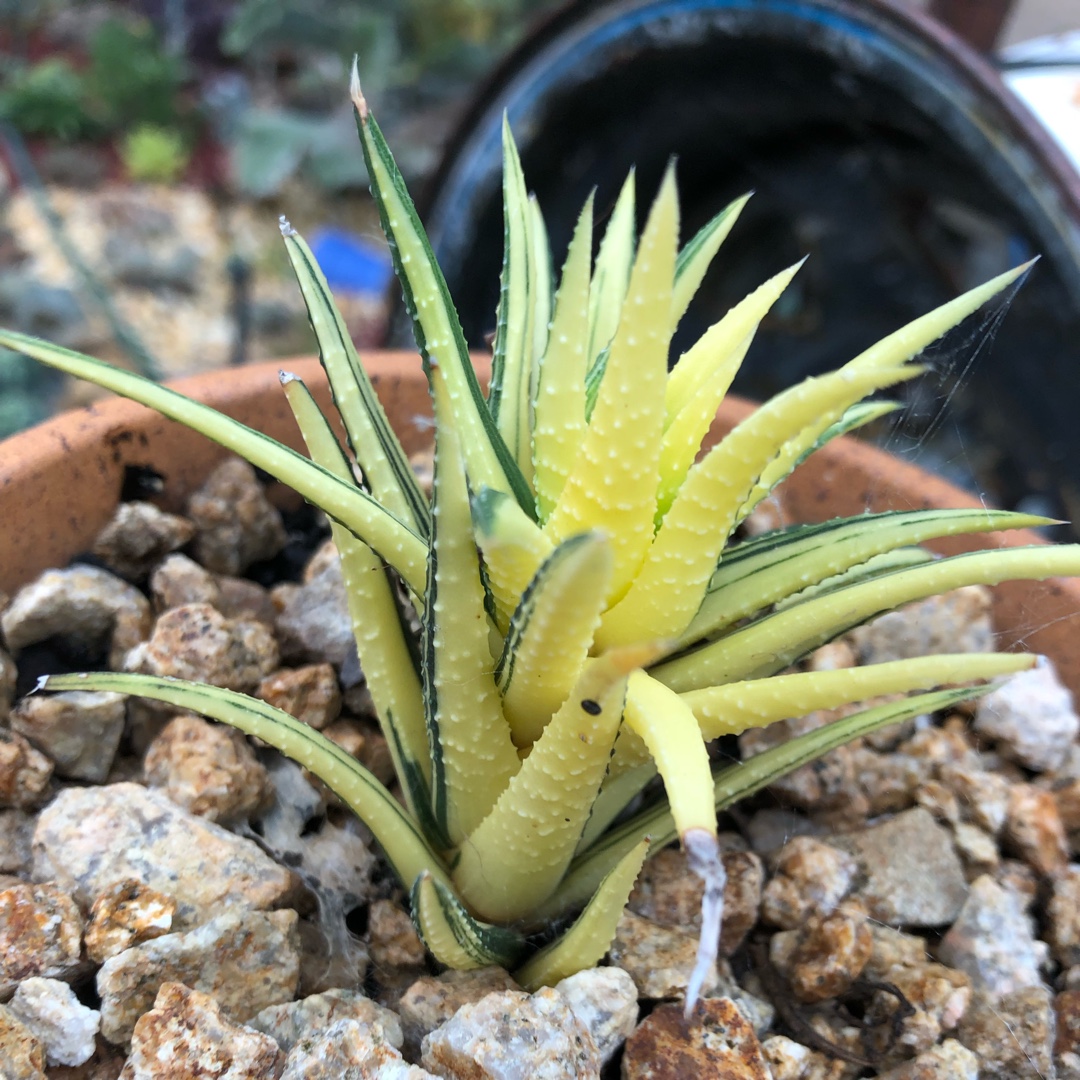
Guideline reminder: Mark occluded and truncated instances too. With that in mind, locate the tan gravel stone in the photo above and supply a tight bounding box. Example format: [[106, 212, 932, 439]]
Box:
[[554, 967, 638, 1066], [622, 997, 770, 1079], [609, 911, 722, 1001], [1, 565, 152, 670], [761, 837, 857, 930], [0, 809, 33, 875], [187, 458, 287, 575], [368, 899, 427, 971], [0, 882, 84, 997], [772, 903, 873, 1004], [126, 603, 278, 693], [280, 1018, 434, 1079], [0, 648, 16, 724], [936, 762, 1010, 835], [0, 1003, 46, 1079], [148, 553, 221, 612], [627, 842, 763, 956], [97, 909, 300, 1045], [0, 730, 52, 810], [398, 968, 521, 1059], [873, 1039, 979, 1079], [421, 988, 600, 1079], [119, 982, 283, 1080], [1004, 783, 1069, 875], [832, 808, 968, 927], [90, 502, 195, 582], [10, 691, 125, 782], [957, 986, 1055, 1079], [84, 880, 177, 964], [32, 783, 299, 928], [215, 574, 276, 626], [143, 714, 270, 823], [760, 1035, 847, 1080], [255, 663, 342, 729], [250, 987, 402, 1053]]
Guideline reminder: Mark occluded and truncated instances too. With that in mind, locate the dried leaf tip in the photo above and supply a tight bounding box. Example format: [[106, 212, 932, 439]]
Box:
[[32, 674, 49, 695], [278, 215, 296, 238], [350, 57, 368, 120], [279, 370, 296, 385], [683, 827, 725, 1020]]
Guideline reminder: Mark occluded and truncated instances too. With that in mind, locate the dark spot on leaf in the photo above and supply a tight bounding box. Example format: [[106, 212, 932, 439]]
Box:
[[581, 699, 601, 715]]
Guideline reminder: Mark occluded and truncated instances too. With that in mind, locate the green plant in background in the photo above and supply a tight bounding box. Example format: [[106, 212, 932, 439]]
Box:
[[4, 71, 1080, 1012], [0, 58, 98, 140], [120, 124, 190, 185]]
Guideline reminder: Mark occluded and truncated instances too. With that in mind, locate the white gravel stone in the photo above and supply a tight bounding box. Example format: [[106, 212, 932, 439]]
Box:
[[938, 874, 1049, 994], [554, 967, 637, 1065], [975, 659, 1080, 772], [280, 1018, 436, 1080], [10, 690, 125, 782], [7, 977, 99, 1067], [421, 988, 600, 1079]]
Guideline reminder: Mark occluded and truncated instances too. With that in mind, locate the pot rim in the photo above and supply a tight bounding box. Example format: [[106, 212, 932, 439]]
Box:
[[2, 350, 1078, 698]]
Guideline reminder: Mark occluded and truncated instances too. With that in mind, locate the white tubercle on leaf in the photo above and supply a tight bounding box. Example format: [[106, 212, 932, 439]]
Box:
[[278, 215, 296, 238], [683, 827, 726, 1020]]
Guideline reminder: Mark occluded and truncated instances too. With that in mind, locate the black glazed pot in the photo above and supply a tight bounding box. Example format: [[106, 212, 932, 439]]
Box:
[[410, 0, 1080, 523]]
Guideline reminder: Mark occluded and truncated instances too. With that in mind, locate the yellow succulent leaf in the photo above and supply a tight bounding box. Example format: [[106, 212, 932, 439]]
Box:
[[665, 260, 804, 421], [532, 195, 594, 520], [682, 652, 1036, 740], [497, 533, 614, 747], [586, 170, 635, 367], [453, 644, 657, 922], [514, 837, 649, 990], [544, 168, 678, 601]]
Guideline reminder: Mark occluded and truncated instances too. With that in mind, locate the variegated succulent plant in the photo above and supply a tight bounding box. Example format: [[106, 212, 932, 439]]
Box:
[[4, 70, 1080, 1014]]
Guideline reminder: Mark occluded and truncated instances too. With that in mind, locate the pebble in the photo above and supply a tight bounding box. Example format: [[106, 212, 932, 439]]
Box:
[[745, 808, 822, 856], [256, 663, 342, 729], [148, 553, 222, 612], [1056, 989, 1080, 1075], [0, 730, 52, 809], [7, 977, 100, 1067], [760, 1035, 846, 1080], [936, 762, 1010, 835], [143, 714, 271, 823], [398, 967, 521, 1059], [32, 783, 299, 928], [216, 574, 277, 626], [627, 842, 764, 955], [125, 602, 279, 692], [272, 557, 354, 668], [84, 880, 178, 964], [368, 898, 427, 971], [9, 691, 125, 782], [760, 836, 857, 930], [848, 586, 994, 663], [249, 987, 403, 1052], [1003, 783, 1069, 875], [420, 987, 600, 1079], [974, 659, 1079, 772], [97, 908, 300, 1045], [769, 903, 873, 1004], [0, 810, 33, 875], [609, 911, 721, 1000], [280, 1018, 436, 1080], [321, 717, 395, 786], [0, 883, 84, 997], [1045, 866, 1080, 967], [0, 648, 16, 723], [874, 1039, 979, 1079], [554, 967, 638, 1065], [621, 997, 770, 1080], [956, 986, 1055, 1079], [831, 808, 968, 926], [0, 1004, 46, 1080], [1, 565, 152, 670], [937, 874, 1048, 994], [850, 745, 923, 817], [120, 982, 283, 1080], [951, 822, 1000, 878], [867, 960, 972, 1056], [90, 502, 195, 582], [186, 458, 287, 576]]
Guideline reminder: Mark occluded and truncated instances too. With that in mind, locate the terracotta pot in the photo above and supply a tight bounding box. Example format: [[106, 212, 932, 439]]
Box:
[[2, 351, 1079, 698]]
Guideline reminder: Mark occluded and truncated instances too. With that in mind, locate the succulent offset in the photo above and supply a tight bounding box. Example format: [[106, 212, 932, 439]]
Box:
[[4, 69, 1080, 1012]]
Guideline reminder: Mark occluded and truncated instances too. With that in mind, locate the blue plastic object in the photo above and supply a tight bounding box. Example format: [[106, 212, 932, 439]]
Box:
[[310, 229, 393, 296]]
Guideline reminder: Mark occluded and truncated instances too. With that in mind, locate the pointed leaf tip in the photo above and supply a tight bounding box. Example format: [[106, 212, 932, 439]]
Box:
[[350, 58, 368, 119]]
